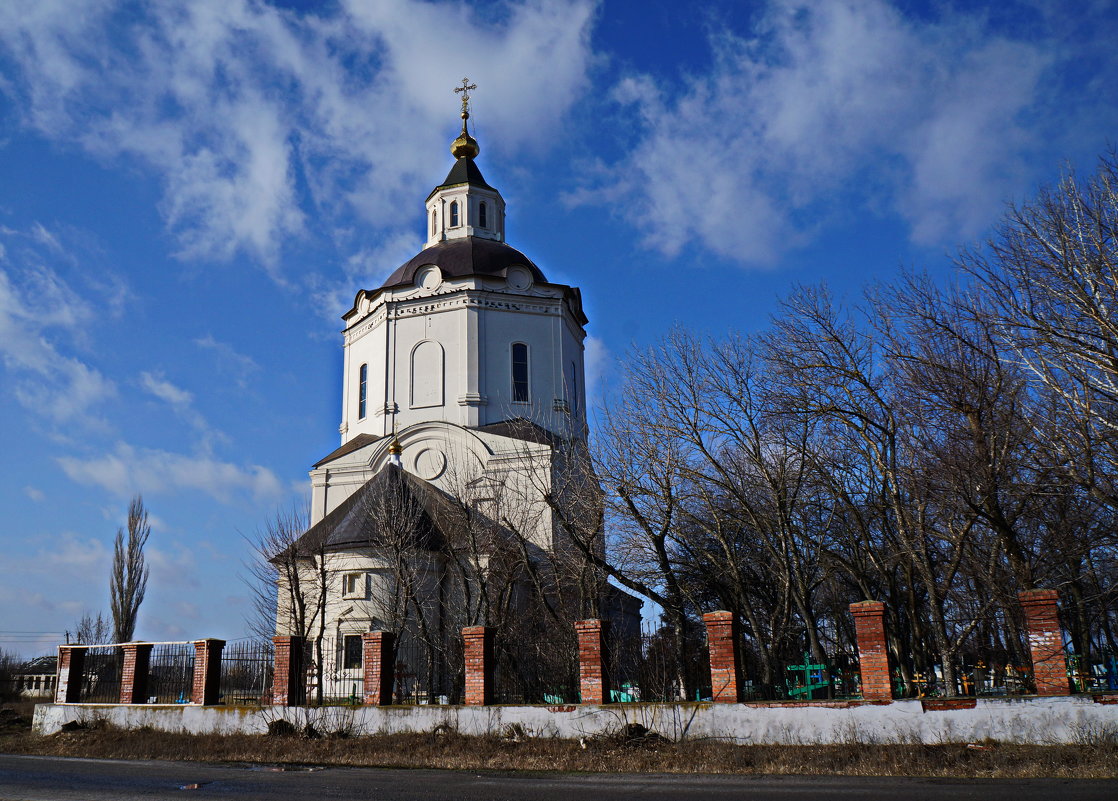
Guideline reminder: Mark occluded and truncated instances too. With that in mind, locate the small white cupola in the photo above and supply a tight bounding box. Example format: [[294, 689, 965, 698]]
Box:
[[425, 79, 505, 247]]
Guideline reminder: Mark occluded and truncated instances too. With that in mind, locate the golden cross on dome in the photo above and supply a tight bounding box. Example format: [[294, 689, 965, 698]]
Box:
[[454, 77, 477, 118]]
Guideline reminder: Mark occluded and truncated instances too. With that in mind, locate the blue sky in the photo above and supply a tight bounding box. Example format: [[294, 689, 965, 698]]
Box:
[[0, 0, 1115, 656]]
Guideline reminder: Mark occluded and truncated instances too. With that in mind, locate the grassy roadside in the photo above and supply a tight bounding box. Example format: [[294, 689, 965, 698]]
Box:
[[2, 703, 1115, 778]]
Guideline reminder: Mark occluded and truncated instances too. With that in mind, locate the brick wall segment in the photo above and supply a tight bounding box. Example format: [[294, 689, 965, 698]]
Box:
[[850, 601, 892, 702], [55, 646, 85, 704], [271, 636, 305, 706], [703, 611, 743, 703], [574, 619, 610, 705], [1019, 589, 1072, 696], [119, 643, 153, 704], [361, 631, 395, 706], [463, 626, 494, 706], [191, 639, 225, 705]]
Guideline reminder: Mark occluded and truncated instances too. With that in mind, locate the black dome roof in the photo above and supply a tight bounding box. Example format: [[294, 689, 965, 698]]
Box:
[[380, 237, 547, 288]]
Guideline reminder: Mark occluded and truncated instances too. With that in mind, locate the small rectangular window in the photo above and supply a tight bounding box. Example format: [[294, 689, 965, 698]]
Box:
[[479, 201, 488, 228], [512, 343, 529, 402], [342, 572, 365, 599], [343, 635, 363, 670]]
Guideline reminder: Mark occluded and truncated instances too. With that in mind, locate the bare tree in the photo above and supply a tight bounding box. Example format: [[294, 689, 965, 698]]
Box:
[[110, 495, 150, 643], [67, 611, 111, 645], [961, 152, 1118, 506], [243, 504, 314, 641]]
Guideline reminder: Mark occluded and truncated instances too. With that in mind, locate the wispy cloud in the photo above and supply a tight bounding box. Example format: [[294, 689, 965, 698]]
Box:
[[0, 223, 117, 433], [0, 0, 597, 278], [57, 442, 286, 505], [193, 335, 262, 390], [580, 0, 1117, 265]]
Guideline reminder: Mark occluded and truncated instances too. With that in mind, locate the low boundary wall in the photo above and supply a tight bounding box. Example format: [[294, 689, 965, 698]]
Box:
[[33, 695, 1118, 745]]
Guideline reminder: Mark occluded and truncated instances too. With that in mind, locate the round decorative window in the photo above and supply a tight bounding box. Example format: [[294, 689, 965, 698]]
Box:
[[506, 266, 533, 291], [416, 265, 443, 291], [413, 447, 448, 480]]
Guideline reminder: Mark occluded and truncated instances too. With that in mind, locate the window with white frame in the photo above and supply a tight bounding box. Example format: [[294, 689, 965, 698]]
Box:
[[358, 363, 368, 419], [342, 572, 366, 599], [343, 634, 363, 670]]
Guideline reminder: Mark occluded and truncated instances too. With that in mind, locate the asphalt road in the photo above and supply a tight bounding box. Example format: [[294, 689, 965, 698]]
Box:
[[0, 754, 1115, 801]]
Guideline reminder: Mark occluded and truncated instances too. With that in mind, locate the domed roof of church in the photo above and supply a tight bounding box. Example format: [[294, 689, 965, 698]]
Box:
[[380, 236, 548, 289]]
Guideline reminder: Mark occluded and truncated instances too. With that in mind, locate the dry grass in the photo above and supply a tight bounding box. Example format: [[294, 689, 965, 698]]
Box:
[[1, 705, 1114, 779]]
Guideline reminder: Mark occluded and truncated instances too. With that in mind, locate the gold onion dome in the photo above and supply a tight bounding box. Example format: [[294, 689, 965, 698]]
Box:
[[451, 113, 480, 159]]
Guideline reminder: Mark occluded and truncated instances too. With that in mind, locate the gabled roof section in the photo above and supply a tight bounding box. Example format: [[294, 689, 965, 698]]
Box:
[[279, 464, 470, 559], [430, 156, 494, 196], [18, 655, 57, 674], [476, 418, 559, 446], [313, 433, 382, 469]]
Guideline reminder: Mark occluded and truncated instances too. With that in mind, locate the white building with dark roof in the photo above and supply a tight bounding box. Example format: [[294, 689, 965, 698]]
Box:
[[275, 88, 638, 702]]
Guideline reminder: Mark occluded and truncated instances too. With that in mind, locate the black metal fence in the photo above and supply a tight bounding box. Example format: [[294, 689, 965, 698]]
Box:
[[608, 625, 711, 703], [146, 643, 195, 704], [79, 646, 123, 703], [493, 628, 578, 704], [298, 634, 462, 706], [218, 639, 273, 706], [392, 632, 462, 705]]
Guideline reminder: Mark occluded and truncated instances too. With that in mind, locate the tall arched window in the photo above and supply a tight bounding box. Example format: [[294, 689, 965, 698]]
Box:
[[450, 201, 459, 227], [511, 343, 529, 403], [358, 363, 368, 419], [478, 201, 488, 228], [430, 210, 436, 237], [410, 340, 444, 407]]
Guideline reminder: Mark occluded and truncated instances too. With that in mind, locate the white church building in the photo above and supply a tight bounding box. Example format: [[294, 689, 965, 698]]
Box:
[[276, 85, 637, 701]]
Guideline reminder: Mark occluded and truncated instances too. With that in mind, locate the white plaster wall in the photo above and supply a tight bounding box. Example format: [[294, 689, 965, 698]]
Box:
[[34, 697, 1118, 745], [339, 276, 586, 447]]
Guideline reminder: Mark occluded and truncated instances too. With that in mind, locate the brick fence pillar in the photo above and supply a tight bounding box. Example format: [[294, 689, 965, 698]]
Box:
[[850, 601, 892, 701], [272, 636, 305, 706], [703, 611, 743, 702], [1019, 589, 1071, 696], [191, 639, 225, 705], [120, 643, 153, 704], [362, 631, 395, 706], [463, 626, 494, 705], [55, 646, 85, 703], [575, 619, 610, 705]]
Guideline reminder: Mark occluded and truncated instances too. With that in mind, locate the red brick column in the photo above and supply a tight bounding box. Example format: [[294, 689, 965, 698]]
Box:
[[55, 646, 85, 703], [703, 611, 743, 702], [362, 631, 395, 706], [850, 601, 892, 701], [272, 636, 305, 706], [191, 639, 225, 705], [463, 626, 494, 705], [119, 643, 153, 704], [575, 619, 610, 705], [1019, 589, 1071, 696]]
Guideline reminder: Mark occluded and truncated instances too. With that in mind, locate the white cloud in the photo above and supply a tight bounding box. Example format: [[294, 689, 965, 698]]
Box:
[[57, 441, 286, 505], [193, 335, 261, 390], [582, 0, 1104, 264], [0, 225, 117, 431], [23, 485, 45, 502], [0, 0, 597, 276], [308, 228, 422, 323], [583, 334, 612, 409], [140, 371, 193, 408]]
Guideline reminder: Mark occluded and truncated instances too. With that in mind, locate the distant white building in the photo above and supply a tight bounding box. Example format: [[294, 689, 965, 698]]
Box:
[[11, 655, 57, 698], [276, 87, 637, 701]]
